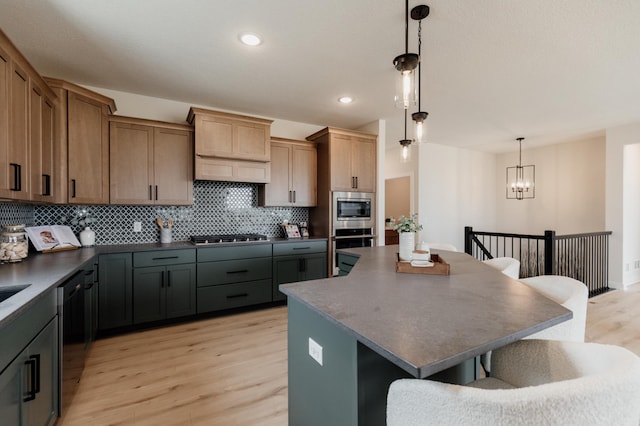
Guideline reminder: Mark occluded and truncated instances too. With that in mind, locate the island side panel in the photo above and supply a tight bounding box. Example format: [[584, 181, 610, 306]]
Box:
[[288, 299, 358, 425]]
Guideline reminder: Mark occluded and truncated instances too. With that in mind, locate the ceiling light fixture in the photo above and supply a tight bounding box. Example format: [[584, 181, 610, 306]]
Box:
[[338, 96, 353, 104], [506, 137, 535, 200], [239, 33, 262, 46], [399, 110, 412, 163], [394, 1, 430, 159]]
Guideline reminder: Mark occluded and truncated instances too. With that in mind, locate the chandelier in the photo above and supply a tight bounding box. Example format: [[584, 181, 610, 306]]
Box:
[[506, 137, 535, 200]]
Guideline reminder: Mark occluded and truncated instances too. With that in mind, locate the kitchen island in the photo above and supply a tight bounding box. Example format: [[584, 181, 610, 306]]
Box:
[[280, 245, 572, 426]]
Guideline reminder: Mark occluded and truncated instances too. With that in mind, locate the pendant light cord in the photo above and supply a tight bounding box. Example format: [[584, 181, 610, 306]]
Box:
[[417, 20, 422, 111], [404, 0, 409, 54]]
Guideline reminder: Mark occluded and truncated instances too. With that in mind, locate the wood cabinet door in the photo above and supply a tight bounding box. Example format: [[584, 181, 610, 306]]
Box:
[[235, 121, 270, 161], [153, 127, 193, 205], [8, 61, 29, 200], [0, 47, 9, 198], [292, 143, 317, 206], [109, 121, 154, 204], [329, 134, 354, 191], [29, 82, 55, 202], [263, 141, 292, 206], [68, 92, 109, 204], [351, 137, 376, 192], [194, 115, 234, 157]]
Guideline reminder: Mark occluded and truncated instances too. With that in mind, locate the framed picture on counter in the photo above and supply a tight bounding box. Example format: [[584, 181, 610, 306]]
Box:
[[283, 224, 301, 239]]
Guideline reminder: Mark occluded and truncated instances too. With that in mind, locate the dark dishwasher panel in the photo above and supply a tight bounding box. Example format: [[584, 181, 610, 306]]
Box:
[[58, 270, 86, 415]]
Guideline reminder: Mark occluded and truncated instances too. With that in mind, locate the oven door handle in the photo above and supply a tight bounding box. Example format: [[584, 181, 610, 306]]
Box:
[[333, 235, 376, 240]]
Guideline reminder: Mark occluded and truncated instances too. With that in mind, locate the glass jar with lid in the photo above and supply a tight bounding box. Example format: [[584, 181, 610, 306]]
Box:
[[1, 224, 28, 263]]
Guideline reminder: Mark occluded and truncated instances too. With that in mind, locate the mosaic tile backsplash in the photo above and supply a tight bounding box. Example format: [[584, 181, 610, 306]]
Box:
[[0, 181, 309, 245]]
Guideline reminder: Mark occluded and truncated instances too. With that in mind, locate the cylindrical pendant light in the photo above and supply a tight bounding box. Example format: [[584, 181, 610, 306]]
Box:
[[393, 0, 419, 109]]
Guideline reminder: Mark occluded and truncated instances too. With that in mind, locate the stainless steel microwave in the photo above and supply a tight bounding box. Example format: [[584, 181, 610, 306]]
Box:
[[332, 192, 375, 229]]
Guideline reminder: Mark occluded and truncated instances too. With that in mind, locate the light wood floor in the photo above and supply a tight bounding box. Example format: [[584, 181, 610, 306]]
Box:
[[59, 283, 640, 425]]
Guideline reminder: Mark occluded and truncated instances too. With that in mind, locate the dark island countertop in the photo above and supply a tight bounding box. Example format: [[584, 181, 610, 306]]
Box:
[[0, 237, 327, 327], [280, 245, 572, 378]]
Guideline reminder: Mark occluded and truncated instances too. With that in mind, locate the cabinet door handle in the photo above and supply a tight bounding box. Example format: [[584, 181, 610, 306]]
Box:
[[23, 356, 38, 402], [152, 256, 179, 260], [355, 176, 358, 189], [167, 270, 171, 287], [71, 179, 77, 198], [226, 293, 248, 299], [226, 269, 248, 274], [155, 185, 158, 201], [288, 190, 292, 203], [298, 258, 305, 272], [32, 354, 41, 394], [149, 185, 153, 201], [293, 190, 296, 203], [293, 247, 311, 250], [10, 163, 20, 191], [42, 174, 51, 196]]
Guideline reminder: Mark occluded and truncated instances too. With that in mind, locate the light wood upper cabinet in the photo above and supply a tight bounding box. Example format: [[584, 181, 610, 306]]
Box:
[[260, 138, 317, 207], [7, 61, 29, 200], [186, 107, 273, 183], [44, 77, 116, 205], [0, 45, 11, 199], [30, 81, 55, 202], [0, 30, 58, 202], [109, 116, 193, 205], [306, 127, 377, 193]]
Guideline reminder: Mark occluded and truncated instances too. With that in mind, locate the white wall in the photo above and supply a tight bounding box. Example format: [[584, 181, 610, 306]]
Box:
[[495, 136, 606, 235], [417, 143, 497, 251], [606, 121, 640, 289], [85, 85, 324, 140], [623, 143, 640, 285]]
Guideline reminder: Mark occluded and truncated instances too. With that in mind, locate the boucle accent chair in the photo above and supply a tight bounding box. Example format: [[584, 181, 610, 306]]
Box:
[[387, 339, 640, 426], [520, 275, 588, 342], [482, 257, 520, 279]]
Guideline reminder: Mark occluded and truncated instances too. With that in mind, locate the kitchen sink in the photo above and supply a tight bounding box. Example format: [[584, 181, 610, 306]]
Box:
[[0, 284, 31, 304]]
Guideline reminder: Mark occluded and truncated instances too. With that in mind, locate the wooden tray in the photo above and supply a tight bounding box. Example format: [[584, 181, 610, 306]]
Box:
[[395, 253, 450, 275]]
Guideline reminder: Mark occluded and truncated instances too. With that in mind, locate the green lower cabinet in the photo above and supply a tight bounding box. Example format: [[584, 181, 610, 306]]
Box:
[[133, 264, 196, 324], [337, 252, 360, 276], [98, 253, 133, 330], [0, 317, 58, 426], [272, 242, 327, 301]]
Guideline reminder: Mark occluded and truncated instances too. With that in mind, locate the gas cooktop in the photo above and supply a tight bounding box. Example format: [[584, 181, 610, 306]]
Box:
[[190, 234, 269, 245]]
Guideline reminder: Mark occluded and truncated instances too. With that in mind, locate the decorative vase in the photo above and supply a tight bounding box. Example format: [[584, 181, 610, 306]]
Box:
[[398, 231, 416, 261], [79, 226, 96, 247]]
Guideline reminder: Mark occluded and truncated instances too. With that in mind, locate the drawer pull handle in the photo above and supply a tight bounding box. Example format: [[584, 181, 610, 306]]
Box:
[[152, 256, 179, 260], [227, 293, 248, 299], [342, 262, 356, 267], [293, 247, 311, 250], [227, 269, 249, 274]]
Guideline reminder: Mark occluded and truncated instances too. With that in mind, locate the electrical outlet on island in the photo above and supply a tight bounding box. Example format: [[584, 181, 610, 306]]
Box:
[[133, 221, 142, 232]]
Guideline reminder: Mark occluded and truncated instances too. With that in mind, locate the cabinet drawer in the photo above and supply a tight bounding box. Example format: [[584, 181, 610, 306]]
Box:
[[273, 240, 327, 256], [197, 279, 272, 313], [198, 257, 272, 287], [133, 249, 196, 267], [197, 244, 271, 262]]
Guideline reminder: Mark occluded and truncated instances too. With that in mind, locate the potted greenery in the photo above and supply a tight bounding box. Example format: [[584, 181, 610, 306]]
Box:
[[393, 213, 423, 261], [61, 209, 97, 247]]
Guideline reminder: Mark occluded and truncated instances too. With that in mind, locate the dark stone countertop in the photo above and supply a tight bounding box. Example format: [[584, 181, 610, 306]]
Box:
[[280, 245, 572, 378], [0, 237, 328, 328]]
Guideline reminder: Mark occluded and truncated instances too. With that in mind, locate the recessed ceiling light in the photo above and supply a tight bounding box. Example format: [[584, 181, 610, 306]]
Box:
[[338, 96, 354, 104], [239, 33, 262, 46]]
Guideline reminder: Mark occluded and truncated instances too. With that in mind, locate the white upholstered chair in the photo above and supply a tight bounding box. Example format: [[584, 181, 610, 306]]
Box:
[[427, 243, 458, 252], [519, 275, 588, 342], [387, 339, 640, 426], [482, 257, 520, 279]]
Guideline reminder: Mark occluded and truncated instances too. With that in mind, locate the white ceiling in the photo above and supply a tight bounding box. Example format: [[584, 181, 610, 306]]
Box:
[[1, 0, 640, 152]]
